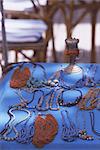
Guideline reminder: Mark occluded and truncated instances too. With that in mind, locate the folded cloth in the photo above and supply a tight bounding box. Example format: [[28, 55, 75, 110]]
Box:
[[0, 19, 47, 42]]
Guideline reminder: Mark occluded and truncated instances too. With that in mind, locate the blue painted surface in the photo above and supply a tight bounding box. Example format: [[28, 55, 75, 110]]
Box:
[[0, 63, 100, 150]]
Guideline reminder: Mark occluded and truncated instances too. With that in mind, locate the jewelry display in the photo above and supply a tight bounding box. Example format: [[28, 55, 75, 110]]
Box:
[[0, 59, 100, 148]]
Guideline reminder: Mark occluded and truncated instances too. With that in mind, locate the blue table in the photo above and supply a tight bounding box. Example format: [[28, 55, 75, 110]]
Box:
[[0, 63, 100, 150]]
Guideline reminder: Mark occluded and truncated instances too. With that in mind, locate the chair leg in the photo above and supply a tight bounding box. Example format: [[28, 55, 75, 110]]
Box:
[[50, 22, 57, 62], [91, 11, 97, 63], [15, 51, 18, 62], [34, 48, 46, 62]]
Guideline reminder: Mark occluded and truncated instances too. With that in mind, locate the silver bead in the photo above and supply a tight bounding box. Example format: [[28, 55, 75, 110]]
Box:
[[4, 137, 7, 140], [50, 82, 55, 87], [53, 79, 59, 83], [47, 80, 52, 85], [7, 137, 10, 141], [11, 137, 14, 141]]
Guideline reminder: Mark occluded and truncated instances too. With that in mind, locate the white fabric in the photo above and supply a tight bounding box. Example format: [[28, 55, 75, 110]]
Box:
[[3, 0, 47, 11], [0, 19, 47, 42]]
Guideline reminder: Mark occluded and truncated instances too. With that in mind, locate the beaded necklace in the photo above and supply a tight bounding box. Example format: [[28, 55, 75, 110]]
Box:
[[76, 109, 93, 140], [96, 99, 100, 110], [0, 86, 36, 141], [90, 111, 100, 137], [0, 107, 18, 141], [49, 88, 61, 111], [25, 76, 59, 94], [0, 106, 31, 141], [15, 89, 43, 109], [58, 89, 82, 107], [49, 64, 98, 89], [85, 64, 97, 87], [36, 90, 53, 111], [75, 64, 98, 88], [15, 88, 54, 111], [78, 88, 100, 110], [16, 111, 35, 144], [36, 88, 61, 111], [61, 110, 79, 142]]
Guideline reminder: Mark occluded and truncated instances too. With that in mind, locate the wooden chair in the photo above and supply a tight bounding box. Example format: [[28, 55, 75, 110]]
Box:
[[3, 0, 67, 62], [0, 19, 48, 62], [0, 0, 51, 65]]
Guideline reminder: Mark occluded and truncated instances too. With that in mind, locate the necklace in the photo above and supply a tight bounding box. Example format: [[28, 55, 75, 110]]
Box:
[[58, 89, 82, 107], [76, 109, 93, 140], [15, 89, 45, 110], [36, 90, 52, 111], [0, 106, 31, 141], [16, 111, 35, 144], [90, 111, 100, 137], [25, 75, 59, 93], [49, 88, 60, 111], [96, 99, 100, 110], [78, 88, 100, 110], [61, 110, 79, 142], [49, 64, 98, 89], [75, 64, 98, 88], [84, 65, 96, 87], [0, 107, 18, 141]]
